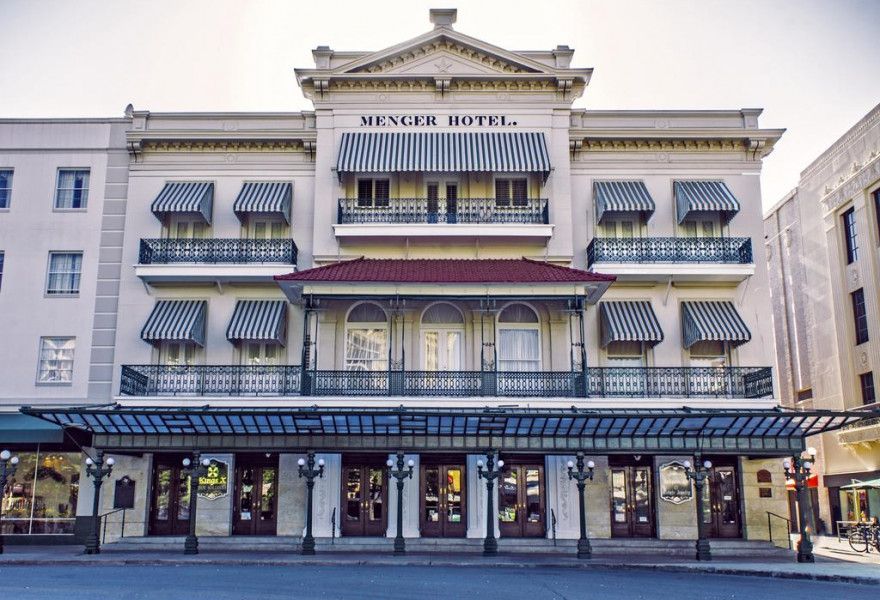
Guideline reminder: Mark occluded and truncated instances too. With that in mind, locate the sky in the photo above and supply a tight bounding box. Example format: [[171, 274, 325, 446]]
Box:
[[1, 0, 878, 209]]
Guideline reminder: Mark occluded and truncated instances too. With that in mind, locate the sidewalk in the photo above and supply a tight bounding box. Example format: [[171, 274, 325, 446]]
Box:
[[1, 543, 878, 586]]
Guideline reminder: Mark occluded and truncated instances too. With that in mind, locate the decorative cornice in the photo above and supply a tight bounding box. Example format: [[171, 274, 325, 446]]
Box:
[[821, 150, 880, 214], [577, 138, 748, 153], [350, 40, 537, 75], [326, 77, 562, 92], [803, 104, 880, 180], [137, 139, 308, 154]]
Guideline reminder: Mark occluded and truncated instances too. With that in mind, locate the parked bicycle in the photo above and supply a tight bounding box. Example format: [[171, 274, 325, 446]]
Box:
[[847, 520, 880, 553]]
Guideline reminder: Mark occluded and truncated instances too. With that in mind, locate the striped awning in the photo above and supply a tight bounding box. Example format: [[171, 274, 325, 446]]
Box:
[[681, 301, 751, 348], [594, 181, 655, 223], [151, 182, 214, 224], [336, 132, 551, 181], [600, 301, 664, 348], [233, 182, 292, 224], [674, 181, 740, 223], [141, 300, 207, 347], [226, 300, 287, 345]]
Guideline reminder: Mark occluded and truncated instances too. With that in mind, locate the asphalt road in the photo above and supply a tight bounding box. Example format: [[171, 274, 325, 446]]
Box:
[[0, 565, 868, 600]]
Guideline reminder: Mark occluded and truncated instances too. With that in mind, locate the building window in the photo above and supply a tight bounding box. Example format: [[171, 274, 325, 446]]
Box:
[[0, 169, 12, 209], [356, 178, 390, 207], [495, 178, 528, 207], [842, 207, 858, 264], [1, 449, 81, 534], [874, 189, 880, 244], [345, 302, 388, 371], [851, 288, 869, 345], [54, 169, 90, 209], [38, 337, 75, 383], [0, 251, 4, 291], [861, 372, 876, 406], [46, 252, 82, 295], [497, 303, 540, 372]]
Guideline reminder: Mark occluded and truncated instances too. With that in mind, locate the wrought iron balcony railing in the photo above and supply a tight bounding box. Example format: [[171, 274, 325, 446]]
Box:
[[337, 198, 549, 225], [587, 237, 753, 267], [138, 238, 298, 265], [121, 365, 772, 399]]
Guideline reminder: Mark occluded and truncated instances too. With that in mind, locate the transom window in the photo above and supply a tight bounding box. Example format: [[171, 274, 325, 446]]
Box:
[[54, 169, 90, 210], [497, 303, 540, 372], [842, 208, 859, 264], [495, 178, 528, 207], [345, 303, 388, 371], [0, 169, 12, 209], [38, 337, 75, 383], [46, 252, 83, 295], [357, 178, 390, 207]]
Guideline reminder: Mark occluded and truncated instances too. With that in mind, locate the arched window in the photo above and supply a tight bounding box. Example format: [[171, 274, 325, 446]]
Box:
[[345, 303, 388, 371], [497, 303, 540, 372], [421, 303, 464, 325], [421, 303, 464, 371]]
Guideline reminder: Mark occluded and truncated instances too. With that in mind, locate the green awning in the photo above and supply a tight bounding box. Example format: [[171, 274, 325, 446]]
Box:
[[0, 413, 64, 443], [841, 478, 880, 489]]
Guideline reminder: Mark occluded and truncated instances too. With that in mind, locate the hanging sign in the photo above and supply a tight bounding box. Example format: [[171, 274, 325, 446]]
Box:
[[198, 459, 229, 501], [659, 461, 693, 505]]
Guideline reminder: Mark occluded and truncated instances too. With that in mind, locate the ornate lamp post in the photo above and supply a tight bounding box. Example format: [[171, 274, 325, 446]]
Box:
[[182, 454, 211, 555], [0, 450, 20, 555], [298, 451, 325, 555], [784, 447, 817, 563], [387, 452, 415, 555], [683, 458, 713, 562], [566, 452, 595, 559], [84, 451, 115, 555], [476, 451, 504, 557]]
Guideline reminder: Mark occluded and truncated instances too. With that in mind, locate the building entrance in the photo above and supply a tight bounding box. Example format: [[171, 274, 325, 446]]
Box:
[[498, 464, 545, 538], [420, 462, 466, 537], [341, 462, 388, 537], [610, 462, 654, 538], [232, 457, 278, 536], [702, 464, 741, 538], [148, 460, 191, 536]]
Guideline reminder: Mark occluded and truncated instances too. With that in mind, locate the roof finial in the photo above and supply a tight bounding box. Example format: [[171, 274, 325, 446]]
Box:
[[430, 8, 457, 29]]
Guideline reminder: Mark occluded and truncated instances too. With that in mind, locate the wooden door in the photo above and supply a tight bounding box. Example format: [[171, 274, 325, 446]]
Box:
[[498, 464, 545, 538], [610, 466, 654, 538], [703, 466, 741, 538], [232, 460, 278, 536], [341, 464, 388, 537], [149, 462, 191, 536], [421, 464, 466, 538]]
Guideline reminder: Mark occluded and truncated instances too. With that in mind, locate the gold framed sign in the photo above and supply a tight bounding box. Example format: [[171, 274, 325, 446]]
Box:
[[659, 461, 693, 505]]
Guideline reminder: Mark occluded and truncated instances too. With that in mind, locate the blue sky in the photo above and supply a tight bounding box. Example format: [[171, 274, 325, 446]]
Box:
[[2, 0, 878, 208]]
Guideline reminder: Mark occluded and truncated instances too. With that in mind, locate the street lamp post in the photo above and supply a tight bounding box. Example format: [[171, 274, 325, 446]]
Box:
[[182, 454, 211, 555], [784, 447, 817, 563], [476, 451, 504, 557], [683, 458, 713, 562], [0, 450, 20, 555], [387, 452, 415, 555], [298, 451, 325, 555], [84, 451, 115, 555], [566, 452, 595, 559]]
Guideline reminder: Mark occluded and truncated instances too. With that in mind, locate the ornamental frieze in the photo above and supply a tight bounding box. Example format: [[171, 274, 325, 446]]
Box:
[[821, 152, 880, 214], [350, 40, 536, 75]]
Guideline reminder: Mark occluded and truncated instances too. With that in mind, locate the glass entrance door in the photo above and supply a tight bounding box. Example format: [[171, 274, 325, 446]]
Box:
[[421, 464, 466, 537], [341, 464, 387, 537], [702, 465, 741, 538], [232, 460, 277, 536], [610, 466, 654, 537], [498, 464, 545, 538], [148, 462, 191, 536]]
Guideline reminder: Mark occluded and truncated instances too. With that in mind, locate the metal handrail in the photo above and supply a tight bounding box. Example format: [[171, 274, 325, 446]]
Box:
[[337, 197, 549, 225], [100, 507, 127, 544], [587, 237, 753, 266], [767, 511, 793, 549], [138, 238, 298, 265]]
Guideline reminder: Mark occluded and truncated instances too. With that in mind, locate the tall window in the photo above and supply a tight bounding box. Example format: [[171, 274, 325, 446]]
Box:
[[842, 207, 858, 264], [0, 169, 12, 209], [860, 372, 876, 406], [54, 169, 90, 209], [874, 190, 880, 244], [0, 251, 4, 291], [1, 448, 81, 534], [497, 303, 540, 372], [38, 337, 75, 383], [46, 252, 82, 295], [345, 303, 388, 371], [852, 288, 869, 345], [356, 178, 390, 207], [495, 178, 528, 207]]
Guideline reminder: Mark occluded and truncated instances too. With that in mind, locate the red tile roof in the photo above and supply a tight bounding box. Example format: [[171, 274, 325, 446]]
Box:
[[276, 258, 615, 284]]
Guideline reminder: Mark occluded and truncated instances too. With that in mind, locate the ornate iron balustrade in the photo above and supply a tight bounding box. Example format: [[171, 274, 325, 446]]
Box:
[[121, 365, 772, 398], [587, 237, 752, 266], [120, 365, 302, 396], [138, 238, 298, 264], [337, 198, 549, 225]]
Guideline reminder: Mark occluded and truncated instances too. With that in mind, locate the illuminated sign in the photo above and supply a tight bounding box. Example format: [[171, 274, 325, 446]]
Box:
[[198, 459, 229, 501]]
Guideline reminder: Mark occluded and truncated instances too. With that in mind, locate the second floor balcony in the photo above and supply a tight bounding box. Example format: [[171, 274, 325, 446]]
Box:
[[135, 238, 298, 284], [587, 237, 754, 283]]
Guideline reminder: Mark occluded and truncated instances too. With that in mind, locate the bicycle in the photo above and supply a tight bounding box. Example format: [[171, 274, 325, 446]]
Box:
[[847, 521, 880, 553]]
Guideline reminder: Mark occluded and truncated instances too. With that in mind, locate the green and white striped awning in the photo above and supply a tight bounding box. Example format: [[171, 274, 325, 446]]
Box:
[[594, 181, 655, 223], [141, 300, 207, 347], [226, 300, 287, 344], [151, 182, 214, 224], [674, 181, 740, 223], [233, 182, 292, 224], [336, 132, 551, 180], [600, 301, 663, 348], [681, 301, 751, 349]]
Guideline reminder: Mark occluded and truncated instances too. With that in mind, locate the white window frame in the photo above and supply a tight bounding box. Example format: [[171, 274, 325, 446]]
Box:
[[53, 168, 90, 210], [344, 302, 389, 371], [496, 302, 541, 372], [45, 251, 83, 296], [37, 337, 75, 385], [420, 302, 465, 371], [0, 169, 12, 210]]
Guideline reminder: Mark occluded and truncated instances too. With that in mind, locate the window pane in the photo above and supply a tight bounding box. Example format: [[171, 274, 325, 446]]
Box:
[[0, 169, 12, 208], [345, 328, 387, 371], [38, 337, 75, 382], [46, 252, 82, 295], [498, 329, 540, 371], [842, 208, 859, 264], [2, 450, 82, 535], [55, 169, 90, 209], [0, 251, 4, 291]]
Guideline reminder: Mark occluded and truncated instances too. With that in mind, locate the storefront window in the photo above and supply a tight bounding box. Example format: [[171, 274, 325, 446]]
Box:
[[840, 488, 879, 523], [1, 448, 80, 535]]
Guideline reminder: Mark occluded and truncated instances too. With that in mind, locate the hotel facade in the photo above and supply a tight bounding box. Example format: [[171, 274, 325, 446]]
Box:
[[0, 9, 867, 552]]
